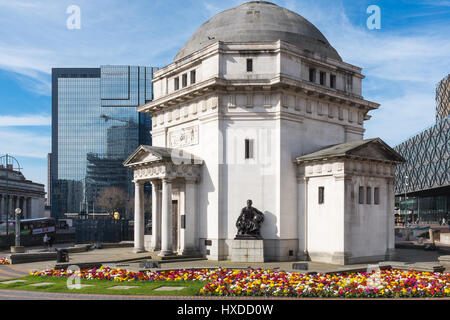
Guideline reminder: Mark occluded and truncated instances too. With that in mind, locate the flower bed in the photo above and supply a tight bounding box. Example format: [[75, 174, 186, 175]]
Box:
[[0, 257, 9, 265], [30, 267, 450, 298]]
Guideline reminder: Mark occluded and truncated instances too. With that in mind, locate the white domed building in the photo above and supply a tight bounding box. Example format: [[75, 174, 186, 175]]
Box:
[[124, 1, 404, 264]]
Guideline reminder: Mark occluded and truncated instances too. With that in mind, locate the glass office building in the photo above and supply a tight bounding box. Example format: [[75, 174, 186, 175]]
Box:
[[394, 75, 450, 224], [51, 66, 157, 219]]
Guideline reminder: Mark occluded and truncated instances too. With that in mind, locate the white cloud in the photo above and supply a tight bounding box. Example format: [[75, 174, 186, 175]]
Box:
[[365, 91, 436, 145], [0, 128, 50, 159], [0, 115, 51, 126]]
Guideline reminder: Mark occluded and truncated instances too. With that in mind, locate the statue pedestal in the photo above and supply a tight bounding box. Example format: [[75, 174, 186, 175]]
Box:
[[231, 239, 265, 263]]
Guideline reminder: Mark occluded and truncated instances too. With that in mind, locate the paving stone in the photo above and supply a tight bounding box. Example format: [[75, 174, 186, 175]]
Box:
[[28, 282, 54, 287], [68, 284, 94, 289], [0, 280, 26, 284], [107, 286, 138, 290], [154, 286, 186, 291]]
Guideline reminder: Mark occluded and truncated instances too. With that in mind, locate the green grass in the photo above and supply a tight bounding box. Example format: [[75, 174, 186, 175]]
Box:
[[0, 276, 207, 296]]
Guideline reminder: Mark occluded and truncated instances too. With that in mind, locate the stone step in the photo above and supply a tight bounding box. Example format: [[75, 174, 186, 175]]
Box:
[[9, 252, 57, 264], [438, 255, 450, 265]]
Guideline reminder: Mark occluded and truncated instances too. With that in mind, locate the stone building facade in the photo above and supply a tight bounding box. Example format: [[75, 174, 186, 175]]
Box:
[[124, 1, 404, 264], [0, 166, 46, 220]]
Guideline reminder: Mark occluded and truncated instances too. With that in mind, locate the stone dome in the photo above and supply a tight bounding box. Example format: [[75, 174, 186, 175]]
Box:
[[174, 1, 342, 61]]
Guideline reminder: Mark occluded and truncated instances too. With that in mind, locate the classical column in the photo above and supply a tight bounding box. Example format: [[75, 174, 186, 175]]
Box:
[[159, 178, 174, 256], [19, 197, 24, 217], [133, 181, 146, 253], [13, 196, 17, 213], [385, 177, 396, 259], [6, 195, 11, 219], [151, 180, 161, 251], [296, 176, 309, 260], [26, 197, 32, 219], [181, 178, 198, 255]]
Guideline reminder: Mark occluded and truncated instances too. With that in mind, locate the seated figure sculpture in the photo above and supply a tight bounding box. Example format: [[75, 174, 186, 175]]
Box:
[[235, 200, 264, 239]]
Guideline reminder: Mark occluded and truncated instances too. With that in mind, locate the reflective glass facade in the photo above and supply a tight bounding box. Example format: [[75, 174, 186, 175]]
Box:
[[51, 66, 156, 219]]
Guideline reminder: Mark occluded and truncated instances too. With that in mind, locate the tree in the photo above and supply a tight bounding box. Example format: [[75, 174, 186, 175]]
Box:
[[95, 187, 128, 217], [125, 193, 152, 220]]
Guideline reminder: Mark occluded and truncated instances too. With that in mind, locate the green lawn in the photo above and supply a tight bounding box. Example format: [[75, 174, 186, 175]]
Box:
[[0, 276, 207, 296]]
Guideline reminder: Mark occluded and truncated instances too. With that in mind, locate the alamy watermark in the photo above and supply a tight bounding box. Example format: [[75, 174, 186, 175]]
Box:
[[366, 5, 381, 30], [366, 264, 383, 288], [66, 5, 81, 30], [66, 265, 82, 289]]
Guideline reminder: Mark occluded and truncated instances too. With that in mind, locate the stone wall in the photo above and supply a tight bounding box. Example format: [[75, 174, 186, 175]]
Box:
[[0, 233, 75, 249]]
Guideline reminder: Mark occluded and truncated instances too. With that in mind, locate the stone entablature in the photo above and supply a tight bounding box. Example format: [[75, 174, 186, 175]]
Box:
[[297, 159, 396, 179], [133, 163, 202, 183], [148, 91, 368, 134], [140, 41, 379, 116]]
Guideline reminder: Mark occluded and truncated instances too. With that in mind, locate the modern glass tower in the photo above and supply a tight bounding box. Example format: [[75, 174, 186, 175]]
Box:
[[51, 66, 157, 219]]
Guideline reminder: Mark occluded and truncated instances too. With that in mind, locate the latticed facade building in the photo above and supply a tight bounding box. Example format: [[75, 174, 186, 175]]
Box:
[[436, 74, 450, 122], [394, 75, 450, 224]]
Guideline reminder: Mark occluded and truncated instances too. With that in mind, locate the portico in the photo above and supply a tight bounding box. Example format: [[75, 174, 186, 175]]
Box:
[[124, 145, 203, 256]]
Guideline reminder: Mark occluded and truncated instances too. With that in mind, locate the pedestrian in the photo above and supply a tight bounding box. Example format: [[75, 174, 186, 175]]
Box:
[[48, 234, 54, 248], [43, 233, 49, 250]]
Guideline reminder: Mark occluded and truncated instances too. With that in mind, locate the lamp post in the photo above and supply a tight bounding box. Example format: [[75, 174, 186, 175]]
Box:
[[404, 175, 409, 223], [10, 207, 24, 253], [14, 208, 21, 247]]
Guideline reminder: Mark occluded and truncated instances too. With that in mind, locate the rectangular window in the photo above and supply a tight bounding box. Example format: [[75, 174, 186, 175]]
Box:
[[366, 187, 372, 205], [182, 73, 188, 87], [190, 70, 196, 84], [359, 186, 364, 204], [318, 187, 325, 204], [245, 139, 254, 159], [309, 68, 316, 82], [320, 71, 326, 85], [330, 74, 336, 88], [174, 77, 179, 91], [374, 187, 380, 205], [247, 59, 253, 72]]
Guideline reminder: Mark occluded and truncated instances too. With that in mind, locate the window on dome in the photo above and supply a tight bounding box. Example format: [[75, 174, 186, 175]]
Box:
[[247, 59, 253, 72], [182, 73, 188, 88], [320, 71, 326, 85], [330, 74, 336, 88], [190, 70, 196, 84], [309, 68, 316, 82]]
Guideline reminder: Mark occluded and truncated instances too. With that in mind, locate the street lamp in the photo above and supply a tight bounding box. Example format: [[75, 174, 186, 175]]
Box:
[[14, 208, 21, 246], [11, 207, 24, 253], [404, 175, 409, 223]]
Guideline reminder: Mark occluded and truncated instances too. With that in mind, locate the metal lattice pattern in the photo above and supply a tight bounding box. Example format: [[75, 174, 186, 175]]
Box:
[[436, 74, 450, 122], [394, 116, 450, 194]]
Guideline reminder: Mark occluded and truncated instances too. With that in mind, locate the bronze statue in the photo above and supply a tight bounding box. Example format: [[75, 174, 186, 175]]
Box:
[[235, 200, 264, 239]]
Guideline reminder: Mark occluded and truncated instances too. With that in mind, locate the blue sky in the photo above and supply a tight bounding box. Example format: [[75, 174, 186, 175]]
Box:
[[0, 0, 449, 193]]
